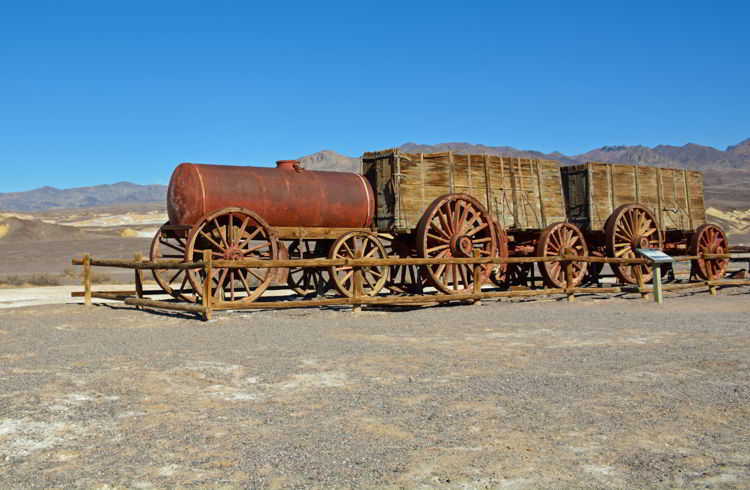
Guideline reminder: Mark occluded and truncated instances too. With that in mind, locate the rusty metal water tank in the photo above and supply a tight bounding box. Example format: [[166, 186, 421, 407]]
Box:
[[167, 160, 374, 228]]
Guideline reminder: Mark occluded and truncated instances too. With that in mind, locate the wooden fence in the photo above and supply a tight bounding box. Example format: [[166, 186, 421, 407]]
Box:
[[71, 252, 748, 321]]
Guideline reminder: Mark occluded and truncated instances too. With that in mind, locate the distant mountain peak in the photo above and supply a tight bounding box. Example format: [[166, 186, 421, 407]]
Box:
[[727, 137, 750, 156]]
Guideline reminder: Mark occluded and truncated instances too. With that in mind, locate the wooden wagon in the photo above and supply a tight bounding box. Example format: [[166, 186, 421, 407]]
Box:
[[362, 149, 590, 291], [561, 162, 729, 283]]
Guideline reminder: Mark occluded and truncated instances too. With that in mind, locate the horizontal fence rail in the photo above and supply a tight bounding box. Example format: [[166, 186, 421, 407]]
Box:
[[71, 252, 746, 321]]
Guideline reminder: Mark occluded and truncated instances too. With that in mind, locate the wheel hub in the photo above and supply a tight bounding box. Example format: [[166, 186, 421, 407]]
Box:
[[631, 235, 651, 250], [223, 248, 244, 261], [450, 235, 473, 257]]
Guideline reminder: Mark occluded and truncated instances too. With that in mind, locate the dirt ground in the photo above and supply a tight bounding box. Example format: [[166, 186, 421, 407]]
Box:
[[0, 237, 153, 284], [0, 288, 749, 488]]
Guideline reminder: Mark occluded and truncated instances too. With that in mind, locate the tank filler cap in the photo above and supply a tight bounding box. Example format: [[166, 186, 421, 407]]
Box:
[[276, 160, 302, 172]]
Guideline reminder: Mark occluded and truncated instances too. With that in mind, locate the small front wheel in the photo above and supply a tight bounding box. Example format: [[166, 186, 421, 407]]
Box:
[[328, 232, 388, 297]]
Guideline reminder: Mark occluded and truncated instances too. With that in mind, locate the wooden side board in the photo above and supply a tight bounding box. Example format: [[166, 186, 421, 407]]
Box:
[[560, 162, 707, 233], [362, 149, 566, 233]]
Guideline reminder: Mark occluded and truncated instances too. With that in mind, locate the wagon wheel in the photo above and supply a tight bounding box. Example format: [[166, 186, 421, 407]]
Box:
[[690, 224, 729, 280], [327, 232, 387, 297], [535, 222, 588, 288], [504, 262, 533, 287], [416, 194, 496, 294], [605, 204, 663, 284], [385, 236, 426, 295], [287, 239, 333, 297], [149, 223, 196, 302], [185, 207, 277, 305], [489, 222, 510, 288], [583, 260, 605, 286]]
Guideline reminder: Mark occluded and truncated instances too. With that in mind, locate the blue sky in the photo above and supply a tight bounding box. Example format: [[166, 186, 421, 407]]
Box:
[[1, 1, 748, 192]]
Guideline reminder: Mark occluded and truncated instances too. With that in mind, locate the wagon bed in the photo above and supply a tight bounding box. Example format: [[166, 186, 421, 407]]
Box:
[[561, 162, 706, 233], [362, 149, 566, 233]]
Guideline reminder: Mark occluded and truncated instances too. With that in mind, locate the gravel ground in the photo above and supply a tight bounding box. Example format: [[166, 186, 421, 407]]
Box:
[[0, 288, 749, 488]]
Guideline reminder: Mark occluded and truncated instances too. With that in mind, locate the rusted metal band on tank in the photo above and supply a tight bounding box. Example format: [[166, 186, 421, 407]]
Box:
[[193, 164, 207, 220], [355, 173, 374, 228]]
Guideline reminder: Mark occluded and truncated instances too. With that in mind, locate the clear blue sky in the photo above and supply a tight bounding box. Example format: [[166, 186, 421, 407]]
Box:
[[1, 1, 748, 192]]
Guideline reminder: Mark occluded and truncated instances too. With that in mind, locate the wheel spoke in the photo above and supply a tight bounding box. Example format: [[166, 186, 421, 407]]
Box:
[[238, 270, 253, 295], [438, 207, 453, 235], [160, 239, 185, 254], [243, 242, 270, 255], [427, 243, 449, 254], [234, 217, 250, 247], [247, 268, 265, 283], [237, 227, 262, 250], [464, 222, 488, 237], [427, 232, 449, 243], [166, 269, 182, 285], [212, 219, 229, 249], [458, 264, 469, 288], [199, 230, 225, 251], [213, 268, 228, 299]]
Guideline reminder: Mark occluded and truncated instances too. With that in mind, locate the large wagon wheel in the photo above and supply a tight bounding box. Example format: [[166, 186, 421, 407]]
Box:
[[149, 223, 197, 302], [489, 222, 510, 288], [185, 207, 278, 305], [287, 239, 333, 297], [385, 236, 426, 295], [535, 222, 588, 288], [327, 232, 387, 297], [605, 204, 663, 284], [416, 194, 496, 294], [690, 224, 729, 280]]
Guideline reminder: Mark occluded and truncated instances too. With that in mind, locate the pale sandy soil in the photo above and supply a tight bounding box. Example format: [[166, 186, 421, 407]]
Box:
[[0, 287, 748, 487]]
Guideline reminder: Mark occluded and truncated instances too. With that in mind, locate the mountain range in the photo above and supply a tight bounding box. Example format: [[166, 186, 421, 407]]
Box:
[[2, 138, 749, 211]]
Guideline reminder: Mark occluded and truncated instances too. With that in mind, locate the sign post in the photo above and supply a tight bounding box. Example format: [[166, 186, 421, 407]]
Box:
[[636, 249, 675, 304]]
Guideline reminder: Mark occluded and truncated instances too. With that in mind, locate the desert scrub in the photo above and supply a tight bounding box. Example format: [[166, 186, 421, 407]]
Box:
[[0, 274, 61, 286], [62, 266, 77, 278], [77, 270, 113, 284], [90, 272, 112, 284], [28, 274, 61, 286], [0, 275, 25, 286]]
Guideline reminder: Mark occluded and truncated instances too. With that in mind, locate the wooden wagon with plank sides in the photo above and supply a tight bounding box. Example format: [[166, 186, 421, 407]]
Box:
[[361, 149, 590, 291], [561, 162, 729, 283]]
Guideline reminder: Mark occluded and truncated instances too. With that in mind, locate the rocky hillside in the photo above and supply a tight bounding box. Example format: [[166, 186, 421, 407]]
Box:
[[298, 150, 359, 172], [0, 216, 98, 242], [2, 138, 748, 212], [0, 182, 165, 212]]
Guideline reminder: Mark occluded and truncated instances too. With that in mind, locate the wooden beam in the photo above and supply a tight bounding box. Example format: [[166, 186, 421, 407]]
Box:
[[124, 297, 206, 314], [134, 253, 144, 309], [203, 249, 213, 321], [83, 253, 92, 307], [274, 227, 371, 240]]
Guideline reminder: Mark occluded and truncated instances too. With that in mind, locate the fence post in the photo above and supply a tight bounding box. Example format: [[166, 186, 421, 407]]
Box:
[[564, 248, 575, 302], [652, 261, 663, 304], [352, 265, 363, 313], [83, 253, 92, 307], [202, 249, 213, 321], [472, 251, 482, 304], [134, 253, 144, 308], [633, 264, 648, 301]]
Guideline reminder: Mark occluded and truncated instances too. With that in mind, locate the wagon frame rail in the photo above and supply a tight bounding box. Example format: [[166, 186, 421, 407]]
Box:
[[71, 252, 749, 321]]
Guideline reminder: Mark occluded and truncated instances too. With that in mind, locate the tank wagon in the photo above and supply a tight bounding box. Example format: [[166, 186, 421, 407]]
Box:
[[151, 160, 377, 305], [149, 152, 729, 306]]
